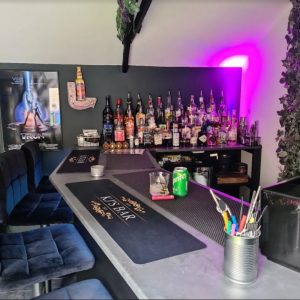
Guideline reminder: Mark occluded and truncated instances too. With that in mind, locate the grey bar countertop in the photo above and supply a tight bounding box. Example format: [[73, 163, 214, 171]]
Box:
[[50, 149, 300, 299]]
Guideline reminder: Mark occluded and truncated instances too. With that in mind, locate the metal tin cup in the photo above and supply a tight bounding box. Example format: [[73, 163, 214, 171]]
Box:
[[172, 167, 189, 197], [223, 232, 260, 284]]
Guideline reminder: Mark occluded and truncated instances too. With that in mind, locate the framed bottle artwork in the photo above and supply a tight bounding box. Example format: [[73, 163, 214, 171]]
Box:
[[0, 70, 62, 151]]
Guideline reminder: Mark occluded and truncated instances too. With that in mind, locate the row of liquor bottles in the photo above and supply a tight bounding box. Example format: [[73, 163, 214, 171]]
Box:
[[101, 91, 259, 148]]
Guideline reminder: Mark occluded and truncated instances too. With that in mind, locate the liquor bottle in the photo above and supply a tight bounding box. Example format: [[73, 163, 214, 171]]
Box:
[[135, 93, 145, 127], [180, 118, 191, 147], [155, 96, 165, 126], [114, 98, 124, 127], [218, 122, 228, 145], [102, 96, 114, 143], [143, 126, 153, 147], [197, 124, 207, 147], [162, 128, 172, 147], [164, 90, 174, 125], [114, 120, 125, 142], [206, 125, 217, 146], [188, 94, 197, 126], [218, 90, 228, 125], [153, 128, 163, 147], [227, 109, 238, 145], [172, 127, 180, 147], [175, 90, 184, 128], [238, 116, 248, 144], [209, 90, 219, 124], [146, 94, 156, 129], [75, 66, 86, 101], [137, 118, 145, 145], [124, 92, 135, 139], [197, 91, 206, 126]]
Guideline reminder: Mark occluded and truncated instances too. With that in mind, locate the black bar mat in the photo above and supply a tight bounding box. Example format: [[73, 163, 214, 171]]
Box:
[[104, 153, 156, 170], [57, 150, 101, 173], [114, 171, 246, 246], [66, 179, 206, 264]]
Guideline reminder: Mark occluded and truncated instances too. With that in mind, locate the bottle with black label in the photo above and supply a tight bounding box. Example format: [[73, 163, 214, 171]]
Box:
[[143, 127, 153, 147], [198, 121, 208, 147], [102, 95, 114, 143]]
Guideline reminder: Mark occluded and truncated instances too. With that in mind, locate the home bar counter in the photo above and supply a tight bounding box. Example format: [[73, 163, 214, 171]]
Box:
[[50, 149, 300, 299]]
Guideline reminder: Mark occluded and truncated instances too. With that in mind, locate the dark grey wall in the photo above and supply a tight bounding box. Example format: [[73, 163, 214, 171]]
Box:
[[0, 63, 241, 174]]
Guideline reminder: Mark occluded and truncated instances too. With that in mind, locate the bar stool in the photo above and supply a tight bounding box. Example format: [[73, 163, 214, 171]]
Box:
[[21, 141, 56, 193], [0, 149, 72, 225], [31, 279, 113, 300], [0, 224, 95, 293]]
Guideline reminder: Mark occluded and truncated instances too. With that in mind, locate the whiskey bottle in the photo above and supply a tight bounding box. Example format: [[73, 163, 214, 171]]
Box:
[[135, 93, 145, 127], [143, 126, 153, 147]]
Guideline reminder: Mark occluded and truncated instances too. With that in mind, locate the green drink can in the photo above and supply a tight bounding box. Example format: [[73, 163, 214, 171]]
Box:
[[173, 167, 189, 197]]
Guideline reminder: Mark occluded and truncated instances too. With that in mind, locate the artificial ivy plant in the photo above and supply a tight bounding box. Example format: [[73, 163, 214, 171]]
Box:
[[276, 0, 300, 180], [116, 0, 140, 43]]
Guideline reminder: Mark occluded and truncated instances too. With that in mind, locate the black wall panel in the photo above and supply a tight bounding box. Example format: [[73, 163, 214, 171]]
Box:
[[0, 64, 241, 174]]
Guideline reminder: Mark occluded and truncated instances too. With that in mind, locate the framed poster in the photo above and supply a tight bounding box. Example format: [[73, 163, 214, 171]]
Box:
[[0, 70, 62, 150]]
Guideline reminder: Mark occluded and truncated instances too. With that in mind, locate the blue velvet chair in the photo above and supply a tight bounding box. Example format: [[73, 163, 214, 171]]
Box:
[[0, 149, 72, 225], [21, 141, 56, 194], [32, 279, 113, 300], [0, 224, 95, 292]]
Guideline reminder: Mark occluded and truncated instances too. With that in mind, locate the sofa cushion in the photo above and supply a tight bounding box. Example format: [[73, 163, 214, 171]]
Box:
[[0, 224, 95, 291], [32, 279, 113, 300]]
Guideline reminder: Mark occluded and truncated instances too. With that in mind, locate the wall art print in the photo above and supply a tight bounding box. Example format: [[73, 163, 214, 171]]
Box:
[[0, 70, 62, 151]]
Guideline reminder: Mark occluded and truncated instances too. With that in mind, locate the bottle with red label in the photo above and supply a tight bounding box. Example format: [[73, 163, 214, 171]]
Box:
[[114, 98, 124, 127], [114, 120, 125, 142]]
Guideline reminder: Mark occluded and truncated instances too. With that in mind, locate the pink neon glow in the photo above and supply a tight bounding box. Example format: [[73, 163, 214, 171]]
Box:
[[206, 43, 262, 118], [220, 55, 249, 72]]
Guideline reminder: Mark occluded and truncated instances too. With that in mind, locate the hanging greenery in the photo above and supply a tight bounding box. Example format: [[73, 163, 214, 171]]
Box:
[[276, 0, 300, 180], [116, 0, 140, 43]]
